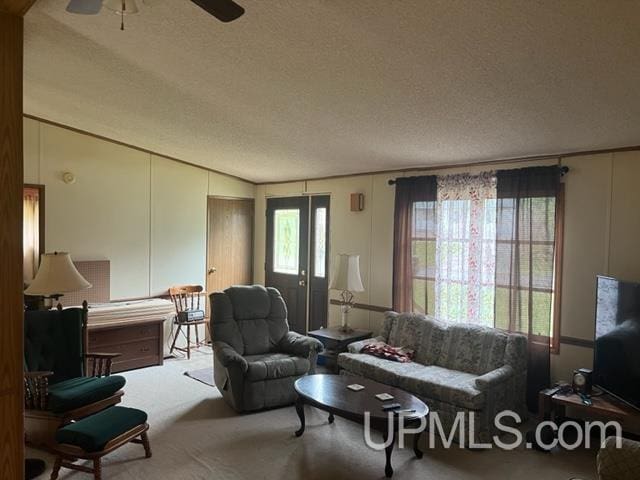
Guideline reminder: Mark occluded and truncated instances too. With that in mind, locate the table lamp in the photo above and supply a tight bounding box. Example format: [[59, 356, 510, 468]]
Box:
[[24, 252, 91, 309], [329, 254, 365, 333]]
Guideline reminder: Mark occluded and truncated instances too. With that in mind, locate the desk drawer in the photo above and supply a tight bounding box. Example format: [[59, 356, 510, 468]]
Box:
[[89, 323, 160, 347]]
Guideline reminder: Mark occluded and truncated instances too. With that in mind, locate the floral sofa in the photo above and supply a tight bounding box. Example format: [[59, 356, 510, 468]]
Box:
[[337, 311, 528, 444]]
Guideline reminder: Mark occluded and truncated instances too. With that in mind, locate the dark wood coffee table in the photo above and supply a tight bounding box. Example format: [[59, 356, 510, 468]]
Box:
[[294, 374, 429, 478]]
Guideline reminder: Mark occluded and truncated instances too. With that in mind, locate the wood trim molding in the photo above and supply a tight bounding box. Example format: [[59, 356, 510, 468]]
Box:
[[0, 9, 26, 479], [559, 336, 595, 349], [22, 114, 256, 185], [332, 300, 596, 350], [257, 144, 640, 185], [0, 0, 37, 16], [330, 299, 391, 313]]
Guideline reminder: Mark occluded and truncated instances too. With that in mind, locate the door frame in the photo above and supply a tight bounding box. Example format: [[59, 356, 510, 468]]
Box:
[[265, 194, 330, 333]]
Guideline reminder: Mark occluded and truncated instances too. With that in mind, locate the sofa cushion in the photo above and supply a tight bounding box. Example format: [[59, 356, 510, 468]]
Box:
[[414, 316, 449, 365], [383, 312, 448, 366], [48, 375, 126, 413], [398, 365, 485, 410], [55, 406, 147, 452], [337, 353, 425, 387], [386, 312, 427, 354], [436, 323, 508, 375], [245, 353, 310, 381]]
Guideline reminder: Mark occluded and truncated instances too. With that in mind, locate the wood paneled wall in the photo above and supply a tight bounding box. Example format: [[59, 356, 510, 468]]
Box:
[[0, 1, 33, 477]]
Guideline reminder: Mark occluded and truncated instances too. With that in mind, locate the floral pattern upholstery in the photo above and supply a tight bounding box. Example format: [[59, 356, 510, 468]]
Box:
[[338, 311, 527, 444]]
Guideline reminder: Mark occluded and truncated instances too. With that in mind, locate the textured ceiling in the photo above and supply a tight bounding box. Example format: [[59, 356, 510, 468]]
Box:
[[24, 0, 640, 183]]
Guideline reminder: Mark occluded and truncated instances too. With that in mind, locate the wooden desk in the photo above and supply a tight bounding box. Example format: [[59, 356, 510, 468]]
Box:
[[88, 318, 165, 373]]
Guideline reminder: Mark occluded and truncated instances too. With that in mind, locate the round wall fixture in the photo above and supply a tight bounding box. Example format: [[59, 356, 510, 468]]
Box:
[[62, 172, 76, 184]]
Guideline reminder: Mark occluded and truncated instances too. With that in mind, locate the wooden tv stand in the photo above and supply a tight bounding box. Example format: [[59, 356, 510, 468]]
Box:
[[539, 387, 640, 437]]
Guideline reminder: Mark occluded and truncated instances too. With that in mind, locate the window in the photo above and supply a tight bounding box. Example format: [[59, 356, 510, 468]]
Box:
[[23, 185, 44, 283], [313, 207, 327, 278], [273, 208, 300, 275], [400, 169, 563, 350]]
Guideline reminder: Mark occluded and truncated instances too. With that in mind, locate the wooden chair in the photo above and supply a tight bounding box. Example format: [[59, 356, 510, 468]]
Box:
[[168, 285, 210, 359], [24, 302, 125, 447]]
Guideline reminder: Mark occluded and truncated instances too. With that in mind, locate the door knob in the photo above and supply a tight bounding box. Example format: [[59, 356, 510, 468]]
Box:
[[298, 279, 306, 287], [208, 267, 217, 274]]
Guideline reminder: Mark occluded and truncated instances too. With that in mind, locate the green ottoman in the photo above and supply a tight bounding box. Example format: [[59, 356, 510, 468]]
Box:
[[50, 406, 151, 480]]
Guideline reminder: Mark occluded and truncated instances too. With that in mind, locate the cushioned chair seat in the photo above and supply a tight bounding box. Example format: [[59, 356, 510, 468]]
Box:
[[55, 406, 147, 452], [48, 376, 126, 413], [245, 353, 310, 381]]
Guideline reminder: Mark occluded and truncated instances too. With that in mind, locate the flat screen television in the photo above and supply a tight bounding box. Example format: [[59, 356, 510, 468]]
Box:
[[594, 275, 640, 411]]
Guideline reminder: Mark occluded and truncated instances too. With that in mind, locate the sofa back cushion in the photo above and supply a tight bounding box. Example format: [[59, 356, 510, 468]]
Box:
[[210, 285, 289, 355], [382, 311, 448, 365], [435, 323, 508, 375]]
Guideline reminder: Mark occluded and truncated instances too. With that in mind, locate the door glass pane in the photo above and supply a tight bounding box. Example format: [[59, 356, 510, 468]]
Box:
[[314, 207, 327, 278], [273, 209, 300, 275]]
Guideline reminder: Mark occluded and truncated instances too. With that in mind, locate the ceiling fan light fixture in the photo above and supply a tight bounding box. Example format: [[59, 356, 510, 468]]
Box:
[[104, 0, 140, 15], [66, 0, 103, 15]]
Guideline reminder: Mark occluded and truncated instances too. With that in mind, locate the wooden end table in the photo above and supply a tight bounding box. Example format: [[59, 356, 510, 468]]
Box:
[[307, 327, 372, 372], [294, 374, 428, 478]]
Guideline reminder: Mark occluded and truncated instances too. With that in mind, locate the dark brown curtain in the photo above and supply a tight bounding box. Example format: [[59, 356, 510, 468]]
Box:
[[495, 165, 562, 411], [392, 176, 437, 312]]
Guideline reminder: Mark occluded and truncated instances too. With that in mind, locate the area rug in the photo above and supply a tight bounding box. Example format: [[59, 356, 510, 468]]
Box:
[[184, 367, 215, 387]]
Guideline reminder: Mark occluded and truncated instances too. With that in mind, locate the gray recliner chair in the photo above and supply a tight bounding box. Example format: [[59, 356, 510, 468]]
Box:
[[210, 285, 324, 412]]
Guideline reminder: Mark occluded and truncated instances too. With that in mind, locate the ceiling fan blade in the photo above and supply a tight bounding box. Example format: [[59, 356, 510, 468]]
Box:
[[66, 0, 104, 15], [191, 0, 245, 23]]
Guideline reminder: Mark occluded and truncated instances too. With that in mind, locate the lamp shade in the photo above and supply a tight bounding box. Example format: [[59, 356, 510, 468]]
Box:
[[329, 254, 365, 292], [24, 252, 92, 296]]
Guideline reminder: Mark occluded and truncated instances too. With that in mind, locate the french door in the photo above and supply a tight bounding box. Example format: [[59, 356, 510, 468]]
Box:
[[266, 196, 330, 333]]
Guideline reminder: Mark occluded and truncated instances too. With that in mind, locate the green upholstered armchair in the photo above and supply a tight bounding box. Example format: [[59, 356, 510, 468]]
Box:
[[210, 285, 324, 412], [24, 304, 126, 446]]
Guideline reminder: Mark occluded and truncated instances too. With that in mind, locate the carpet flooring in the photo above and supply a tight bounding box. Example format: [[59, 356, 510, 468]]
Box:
[[29, 349, 597, 479]]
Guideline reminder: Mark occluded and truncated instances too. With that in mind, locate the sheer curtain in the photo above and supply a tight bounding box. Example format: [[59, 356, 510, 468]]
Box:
[[495, 166, 561, 411], [435, 172, 496, 325], [23, 188, 40, 283], [392, 176, 437, 312]]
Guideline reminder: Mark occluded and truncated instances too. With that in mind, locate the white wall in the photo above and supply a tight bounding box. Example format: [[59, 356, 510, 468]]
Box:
[[254, 154, 640, 383], [24, 117, 255, 300]]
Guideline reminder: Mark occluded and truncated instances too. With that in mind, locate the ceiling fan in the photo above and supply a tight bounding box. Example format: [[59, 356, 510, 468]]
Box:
[[66, 0, 245, 27]]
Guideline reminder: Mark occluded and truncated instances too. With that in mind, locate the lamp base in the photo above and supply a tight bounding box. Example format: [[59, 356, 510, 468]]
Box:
[[340, 303, 353, 333]]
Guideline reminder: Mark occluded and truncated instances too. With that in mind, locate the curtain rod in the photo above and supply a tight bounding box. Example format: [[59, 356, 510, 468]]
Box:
[[388, 165, 569, 185]]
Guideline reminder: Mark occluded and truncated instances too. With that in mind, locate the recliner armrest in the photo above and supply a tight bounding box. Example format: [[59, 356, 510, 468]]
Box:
[[278, 332, 324, 357], [474, 365, 514, 391], [213, 341, 249, 373]]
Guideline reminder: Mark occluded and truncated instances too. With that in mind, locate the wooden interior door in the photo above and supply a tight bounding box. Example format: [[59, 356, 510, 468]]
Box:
[[206, 196, 254, 300], [266, 197, 309, 333]]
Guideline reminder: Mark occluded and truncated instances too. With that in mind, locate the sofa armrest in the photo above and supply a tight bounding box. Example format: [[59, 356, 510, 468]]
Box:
[[278, 332, 324, 357], [213, 341, 249, 373], [474, 365, 514, 391], [598, 436, 640, 480], [347, 336, 386, 353]]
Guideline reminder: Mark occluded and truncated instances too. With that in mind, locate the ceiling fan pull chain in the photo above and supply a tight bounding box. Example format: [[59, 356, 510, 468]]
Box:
[[121, 0, 125, 30]]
